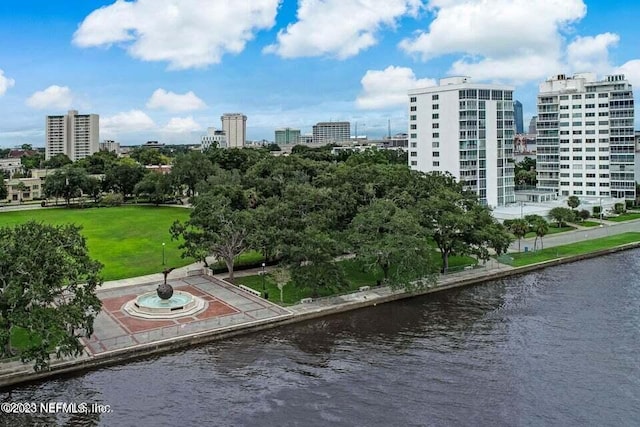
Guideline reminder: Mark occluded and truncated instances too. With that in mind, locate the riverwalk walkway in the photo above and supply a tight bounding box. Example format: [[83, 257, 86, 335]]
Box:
[[1, 218, 640, 388]]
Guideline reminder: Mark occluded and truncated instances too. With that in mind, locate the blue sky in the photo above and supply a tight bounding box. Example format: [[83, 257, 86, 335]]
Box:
[[0, 0, 638, 147]]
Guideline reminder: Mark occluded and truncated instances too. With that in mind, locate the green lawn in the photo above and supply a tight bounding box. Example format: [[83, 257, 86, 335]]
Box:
[[0, 206, 192, 281], [581, 221, 601, 227], [235, 253, 478, 305], [505, 232, 640, 267], [606, 212, 640, 222], [525, 225, 575, 238]]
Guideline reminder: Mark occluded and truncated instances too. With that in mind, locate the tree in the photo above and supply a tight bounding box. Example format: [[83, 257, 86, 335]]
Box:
[[43, 166, 89, 205], [0, 222, 102, 371], [134, 173, 175, 204], [525, 215, 548, 250], [75, 150, 118, 174], [130, 147, 170, 166], [83, 176, 103, 203], [103, 158, 146, 198], [171, 194, 250, 281], [567, 195, 581, 210], [171, 151, 215, 197], [548, 207, 575, 228], [43, 153, 72, 169], [348, 199, 436, 289], [0, 182, 7, 201], [509, 218, 529, 252], [16, 182, 26, 204], [271, 267, 291, 303], [20, 152, 43, 174]]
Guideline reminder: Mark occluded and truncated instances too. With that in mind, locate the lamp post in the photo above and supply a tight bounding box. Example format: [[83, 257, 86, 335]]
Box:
[[162, 242, 166, 266], [261, 262, 267, 299]]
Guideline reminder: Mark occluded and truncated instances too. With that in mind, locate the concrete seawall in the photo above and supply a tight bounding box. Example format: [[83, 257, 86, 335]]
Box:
[[2, 241, 639, 389]]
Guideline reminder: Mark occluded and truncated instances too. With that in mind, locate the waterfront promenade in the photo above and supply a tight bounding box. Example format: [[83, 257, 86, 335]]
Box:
[[1, 218, 639, 388]]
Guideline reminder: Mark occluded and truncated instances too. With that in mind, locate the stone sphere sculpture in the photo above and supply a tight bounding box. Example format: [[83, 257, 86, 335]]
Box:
[[157, 267, 176, 300], [157, 283, 174, 300]]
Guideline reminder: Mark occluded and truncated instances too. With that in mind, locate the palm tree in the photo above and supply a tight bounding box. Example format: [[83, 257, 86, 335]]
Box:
[[16, 181, 26, 204], [509, 218, 528, 252], [533, 219, 549, 250]]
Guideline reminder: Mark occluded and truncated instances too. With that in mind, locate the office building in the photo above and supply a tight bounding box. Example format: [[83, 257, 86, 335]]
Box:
[[201, 127, 227, 150], [275, 128, 301, 145], [99, 140, 120, 154], [46, 110, 99, 161], [528, 116, 538, 135], [514, 100, 524, 134], [408, 76, 516, 207], [221, 113, 247, 148], [312, 121, 350, 144], [536, 73, 635, 200]]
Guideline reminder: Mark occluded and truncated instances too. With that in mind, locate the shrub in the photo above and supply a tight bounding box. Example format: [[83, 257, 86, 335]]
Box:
[[592, 206, 601, 217], [578, 209, 590, 221], [614, 202, 625, 214], [101, 193, 123, 207], [625, 199, 634, 209]]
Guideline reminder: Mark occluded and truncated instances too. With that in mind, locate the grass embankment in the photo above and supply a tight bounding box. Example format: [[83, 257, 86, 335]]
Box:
[[0, 206, 192, 281], [235, 254, 477, 305], [504, 232, 640, 267], [606, 213, 640, 222], [525, 225, 575, 238]]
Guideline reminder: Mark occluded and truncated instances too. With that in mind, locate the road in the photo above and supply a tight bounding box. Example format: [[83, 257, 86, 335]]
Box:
[[509, 219, 640, 252]]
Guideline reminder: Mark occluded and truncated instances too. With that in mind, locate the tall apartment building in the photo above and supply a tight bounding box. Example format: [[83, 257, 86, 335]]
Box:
[[46, 110, 99, 161], [536, 73, 635, 200], [99, 140, 120, 154], [275, 128, 301, 145], [514, 100, 524, 134], [408, 77, 516, 207], [221, 113, 246, 148], [312, 121, 350, 144]]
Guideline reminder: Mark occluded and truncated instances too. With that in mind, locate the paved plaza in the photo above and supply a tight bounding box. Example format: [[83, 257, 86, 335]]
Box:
[[83, 274, 292, 356]]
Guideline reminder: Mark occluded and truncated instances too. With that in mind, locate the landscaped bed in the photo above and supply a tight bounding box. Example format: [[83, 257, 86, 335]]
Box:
[[0, 206, 192, 280], [606, 212, 640, 222]]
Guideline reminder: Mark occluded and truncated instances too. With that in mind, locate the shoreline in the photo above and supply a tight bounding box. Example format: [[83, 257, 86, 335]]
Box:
[[1, 240, 639, 389]]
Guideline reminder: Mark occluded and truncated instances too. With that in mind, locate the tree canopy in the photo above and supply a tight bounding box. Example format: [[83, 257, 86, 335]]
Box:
[[0, 222, 102, 371]]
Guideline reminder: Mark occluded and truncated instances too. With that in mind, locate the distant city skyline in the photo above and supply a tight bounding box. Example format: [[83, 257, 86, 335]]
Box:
[[0, 0, 638, 147]]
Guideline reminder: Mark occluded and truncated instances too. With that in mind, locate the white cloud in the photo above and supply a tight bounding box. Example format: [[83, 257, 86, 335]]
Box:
[[400, 0, 587, 81], [164, 116, 202, 133], [146, 89, 207, 112], [356, 66, 436, 110], [264, 0, 421, 59], [567, 33, 620, 74], [101, 110, 155, 133], [615, 60, 640, 87], [73, 0, 280, 69], [26, 85, 74, 109], [0, 69, 15, 96]]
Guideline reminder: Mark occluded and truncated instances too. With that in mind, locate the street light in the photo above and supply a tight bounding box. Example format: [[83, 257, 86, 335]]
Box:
[[162, 242, 166, 265], [261, 262, 267, 299]]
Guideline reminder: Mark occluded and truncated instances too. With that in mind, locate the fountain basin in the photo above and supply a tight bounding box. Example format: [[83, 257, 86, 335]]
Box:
[[123, 290, 207, 319]]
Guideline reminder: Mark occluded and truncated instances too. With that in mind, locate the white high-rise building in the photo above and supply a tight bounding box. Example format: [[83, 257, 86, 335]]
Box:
[[537, 73, 635, 200], [408, 77, 516, 207], [221, 113, 246, 148], [312, 122, 350, 144], [46, 110, 99, 161]]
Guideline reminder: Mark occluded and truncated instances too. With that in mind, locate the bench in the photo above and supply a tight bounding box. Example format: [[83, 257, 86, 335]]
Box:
[[359, 286, 371, 292], [238, 284, 262, 297], [463, 265, 474, 271], [300, 298, 313, 304]]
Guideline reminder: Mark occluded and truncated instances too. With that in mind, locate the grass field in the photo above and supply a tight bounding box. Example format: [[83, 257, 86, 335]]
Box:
[[581, 221, 601, 227], [606, 212, 640, 222], [505, 232, 640, 267], [235, 253, 477, 305], [0, 206, 192, 281]]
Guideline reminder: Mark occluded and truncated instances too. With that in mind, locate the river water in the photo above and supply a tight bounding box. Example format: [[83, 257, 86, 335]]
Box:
[[1, 251, 639, 426]]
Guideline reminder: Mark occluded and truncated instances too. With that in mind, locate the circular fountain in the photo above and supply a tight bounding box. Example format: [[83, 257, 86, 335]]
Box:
[[123, 269, 207, 319]]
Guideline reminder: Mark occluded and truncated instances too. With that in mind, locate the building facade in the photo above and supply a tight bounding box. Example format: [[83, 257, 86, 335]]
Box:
[[536, 73, 635, 200], [514, 100, 524, 134], [275, 128, 301, 145], [99, 140, 120, 154], [408, 76, 516, 207], [46, 110, 99, 161], [221, 113, 247, 148], [312, 122, 350, 144], [201, 127, 227, 150]]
